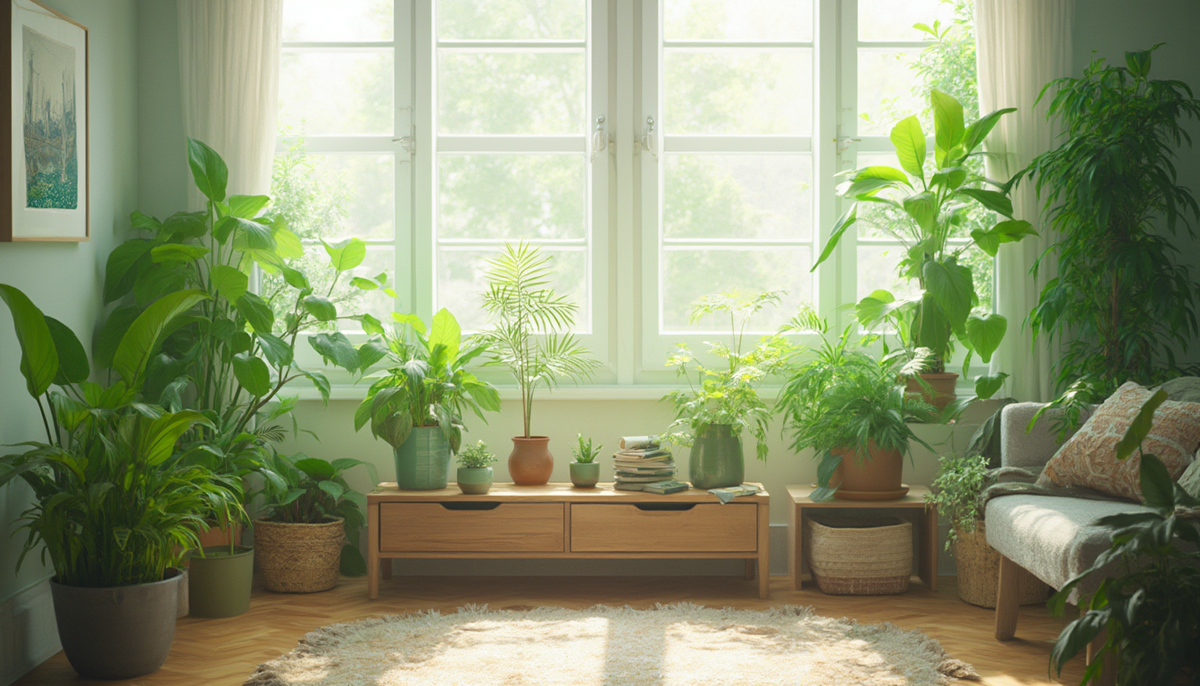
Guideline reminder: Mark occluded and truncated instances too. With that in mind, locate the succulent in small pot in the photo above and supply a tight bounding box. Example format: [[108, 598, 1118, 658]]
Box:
[[570, 434, 602, 488], [456, 441, 497, 495]]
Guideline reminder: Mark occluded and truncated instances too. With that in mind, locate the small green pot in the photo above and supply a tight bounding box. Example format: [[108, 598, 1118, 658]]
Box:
[[187, 546, 254, 618], [394, 426, 452, 490], [570, 461, 600, 488], [456, 466, 494, 495], [689, 424, 744, 489]]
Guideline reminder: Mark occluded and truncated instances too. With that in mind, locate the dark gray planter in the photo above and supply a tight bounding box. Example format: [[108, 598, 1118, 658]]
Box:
[[187, 546, 254, 618], [50, 568, 183, 679]]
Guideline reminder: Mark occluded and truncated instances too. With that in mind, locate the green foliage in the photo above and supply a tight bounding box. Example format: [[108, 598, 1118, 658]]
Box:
[[354, 308, 501, 450], [662, 291, 792, 462], [457, 441, 497, 469], [255, 451, 377, 576], [479, 243, 600, 438], [1023, 46, 1200, 413], [0, 284, 242, 587], [925, 453, 990, 550], [1049, 390, 1200, 685], [775, 310, 935, 501], [572, 434, 601, 464], [814, 90, 1033, 374]]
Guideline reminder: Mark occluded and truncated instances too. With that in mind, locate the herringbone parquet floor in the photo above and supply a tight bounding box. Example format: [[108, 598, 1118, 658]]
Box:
[[15, 574, 1083, 685]]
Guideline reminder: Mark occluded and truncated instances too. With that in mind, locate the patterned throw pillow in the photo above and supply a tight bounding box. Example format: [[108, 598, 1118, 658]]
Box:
[[1037, 381, 1200, 501]]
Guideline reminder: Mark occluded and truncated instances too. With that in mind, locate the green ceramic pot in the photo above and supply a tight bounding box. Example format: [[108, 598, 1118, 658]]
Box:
[[456, 466, 494, 495], [394, 426, 452, 490], [570, 461, 600, 488], [187, 546, 254, 618], [689, 424, 744, 489]]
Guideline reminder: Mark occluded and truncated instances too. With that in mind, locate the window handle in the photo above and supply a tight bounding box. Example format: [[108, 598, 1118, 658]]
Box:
[[393, 125, 416, 155], [640, 115, 658, 162], [590, 115, 608, 163]]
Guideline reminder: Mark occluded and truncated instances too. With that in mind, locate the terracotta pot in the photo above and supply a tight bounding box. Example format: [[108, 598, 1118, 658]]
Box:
[[952, 524, 1050, 608], [831, 442, 907, 500], [509, 436, 554, 485], [905, 372, 959, 411]]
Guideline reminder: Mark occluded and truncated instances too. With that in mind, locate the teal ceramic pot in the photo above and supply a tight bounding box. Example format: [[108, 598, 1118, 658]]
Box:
[[456, 467, 494, 495], [570, 461, 600, 488], [394, 427, 452, 490], [689, 424, 744, 489]]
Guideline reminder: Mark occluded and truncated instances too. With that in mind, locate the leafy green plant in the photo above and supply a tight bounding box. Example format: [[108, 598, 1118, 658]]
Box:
[[457, 441, 497, 469], [925, 453, 990, 549], [0, 284, 241, 587], [663, 291, 792, 462], [776, 309, 935, 501], [572, 434, 602, 464], [812, 90, 1033, 383], [354, 308, 500, 451], [1049, 389, 1200, 685], [255, 451, 377, 575], [1022, 46, 1200, 422], [479, 242, 600, 438]]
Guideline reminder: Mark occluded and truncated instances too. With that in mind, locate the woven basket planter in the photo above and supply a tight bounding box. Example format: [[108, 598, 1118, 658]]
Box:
[[255, 517, 345, 593], [806, 515, 912, 595], [952, 523, 1050, 608]]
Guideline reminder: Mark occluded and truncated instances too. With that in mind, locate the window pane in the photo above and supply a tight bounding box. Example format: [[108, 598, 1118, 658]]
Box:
[[856, 244, 918, 302], [662, 248, 812, 332], [279, 50, 393, 135], [664, 49, 811, 135], [283, 0, 392, 42], [438, 51, 585, 134], [436, 248, 589, 332], [664, 0, 813, 42], [857, 48, 925, 136], [858, 0, 957, 42], [265, 245, 395, 332], [437, 0, 585, 40], [273, 152, 395, 241], [439, 154, 585, 240], [664, 154, 812, 240]]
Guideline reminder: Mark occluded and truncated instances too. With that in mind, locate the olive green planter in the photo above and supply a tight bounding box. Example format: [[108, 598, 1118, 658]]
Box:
[[394, 426, 452, 490], [689, 424, 743, 489], [187, 546, 254, 618], [570, 461, 600, 488], [456, 466, 494, 495]]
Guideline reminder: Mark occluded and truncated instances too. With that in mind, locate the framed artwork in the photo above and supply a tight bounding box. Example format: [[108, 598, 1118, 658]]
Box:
[[1, 0, 87, 242]]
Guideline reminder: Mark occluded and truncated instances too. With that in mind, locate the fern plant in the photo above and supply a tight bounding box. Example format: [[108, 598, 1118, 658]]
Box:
[[479, 243, 600, 438]]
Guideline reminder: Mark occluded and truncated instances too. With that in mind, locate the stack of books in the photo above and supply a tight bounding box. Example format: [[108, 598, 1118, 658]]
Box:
[[613, 436, 675, 491]]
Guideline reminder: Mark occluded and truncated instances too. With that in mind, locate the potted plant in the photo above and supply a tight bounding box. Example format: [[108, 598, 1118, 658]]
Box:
[[570, 434, 602, 488], [354, 308, 500, 490], [810, 90, 1033, 407], [663, 291, 791, 489], [479, 243, 600, 485], [0, 285, 240, 679], [776, 309, 934, 501], [925, 454, 1047, 608], [456, 441, 497, 495]]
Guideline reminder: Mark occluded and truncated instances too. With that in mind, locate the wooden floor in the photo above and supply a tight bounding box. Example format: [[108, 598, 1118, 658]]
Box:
[[16, 574, 1083, 685]]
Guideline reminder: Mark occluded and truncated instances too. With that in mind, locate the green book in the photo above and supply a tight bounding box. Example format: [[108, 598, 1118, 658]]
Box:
[[643, 480, 689, 494]]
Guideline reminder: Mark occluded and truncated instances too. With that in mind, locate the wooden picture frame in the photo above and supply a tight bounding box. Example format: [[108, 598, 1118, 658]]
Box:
[[0, 0, 88, 242]]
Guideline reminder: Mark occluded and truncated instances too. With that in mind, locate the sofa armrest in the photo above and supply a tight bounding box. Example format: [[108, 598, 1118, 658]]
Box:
[[999, 402, 1092, 470]]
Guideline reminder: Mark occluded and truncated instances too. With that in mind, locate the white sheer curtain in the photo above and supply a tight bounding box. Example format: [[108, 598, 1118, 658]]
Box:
[[976, 0, 1075, 402], [178, 0, 283, 203]]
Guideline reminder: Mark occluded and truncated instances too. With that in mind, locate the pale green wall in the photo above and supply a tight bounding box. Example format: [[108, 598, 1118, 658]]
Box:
[[136, 0, 186, 219], [0, 0, 139, 603]]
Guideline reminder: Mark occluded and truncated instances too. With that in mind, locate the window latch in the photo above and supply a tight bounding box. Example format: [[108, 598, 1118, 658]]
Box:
[[834, 136, 861, 154], [394, 126, 416, 155], [590, 115, 608, 163], [640, 115, 658, 162]]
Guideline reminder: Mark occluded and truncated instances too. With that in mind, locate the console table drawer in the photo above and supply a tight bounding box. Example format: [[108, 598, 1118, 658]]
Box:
[[380, 503, 564, 553], [571, 503, 757, 553]]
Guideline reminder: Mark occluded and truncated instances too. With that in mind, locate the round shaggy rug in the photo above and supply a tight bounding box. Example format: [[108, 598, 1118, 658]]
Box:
[[246, 603, 979, 686]]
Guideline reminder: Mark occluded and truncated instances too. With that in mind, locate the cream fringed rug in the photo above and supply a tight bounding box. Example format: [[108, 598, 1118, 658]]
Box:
[[246, 604, 979, 686]]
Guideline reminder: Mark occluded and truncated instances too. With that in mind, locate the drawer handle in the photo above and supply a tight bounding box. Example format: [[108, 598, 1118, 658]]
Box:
[[440, 502, 501, 511], [633, 503, 697, 512]]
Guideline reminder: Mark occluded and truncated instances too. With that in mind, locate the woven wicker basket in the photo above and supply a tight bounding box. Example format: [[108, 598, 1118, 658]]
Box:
[[254, 517, 345, 593], [953, 523, 1049, 608], [806, 515, 912, 595]]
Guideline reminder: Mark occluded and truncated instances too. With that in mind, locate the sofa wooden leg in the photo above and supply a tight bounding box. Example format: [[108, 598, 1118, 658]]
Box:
[[1085, 619, 1116, 686], [994, 554, 1024, 641]]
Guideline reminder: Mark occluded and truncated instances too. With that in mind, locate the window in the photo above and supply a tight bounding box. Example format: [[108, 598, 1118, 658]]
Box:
[[276, 0, 983, 387]]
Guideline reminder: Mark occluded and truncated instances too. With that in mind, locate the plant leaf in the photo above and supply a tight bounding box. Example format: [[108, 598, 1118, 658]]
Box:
[[44, 316, 89, 385], [187, 138, 228, 203], [890, 115, 927, 181], [974, 372, 1008, 400], [235, 292, 275, 333], [965, 313, 1007, 363], [302, 295, 337, 322], [210, 265, 249, 304], [1116, 389, 1168, 461], [931, 89, 965, 165], [0, 284, 58, 397], [232, 352, 272, 397], [113, 290, 209, 388], [323, 238, 366, 272]]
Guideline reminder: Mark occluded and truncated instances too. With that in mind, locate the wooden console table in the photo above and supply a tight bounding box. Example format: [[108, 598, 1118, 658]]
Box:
[[367, 482, 770, 599], [787, 485, 938, 591]]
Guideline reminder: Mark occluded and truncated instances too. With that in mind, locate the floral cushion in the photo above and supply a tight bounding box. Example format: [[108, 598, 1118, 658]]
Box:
[[1037, 382, 1200, 501]]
